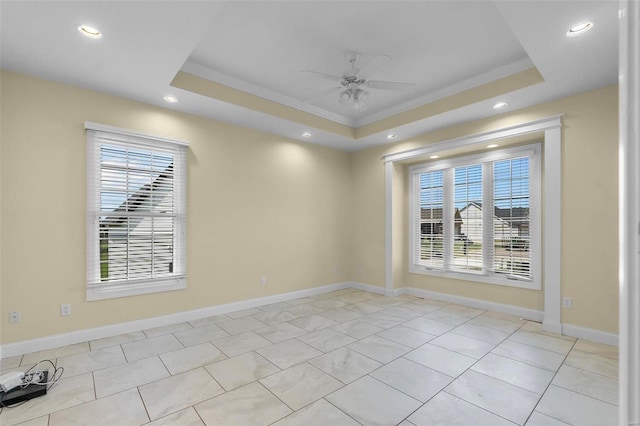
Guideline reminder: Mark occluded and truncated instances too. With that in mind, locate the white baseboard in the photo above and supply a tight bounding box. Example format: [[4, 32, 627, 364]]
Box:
[[543, 320, 563, 335], [397, 286, 618, 346], [562, 323, 619, 346], [1, 281, 619, 359], [350, 281, 386, 295], [396, 286, 545, 322], [0, 282, 352, 359]]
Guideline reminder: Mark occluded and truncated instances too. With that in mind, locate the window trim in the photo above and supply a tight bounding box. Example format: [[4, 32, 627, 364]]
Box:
[[408, 143, 541, 290], [383, 115, 563, 332], [85, 122, 188, 301]]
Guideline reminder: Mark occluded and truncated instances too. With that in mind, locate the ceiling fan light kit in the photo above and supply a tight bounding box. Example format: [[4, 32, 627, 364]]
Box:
[[340, 87, 369, 110]]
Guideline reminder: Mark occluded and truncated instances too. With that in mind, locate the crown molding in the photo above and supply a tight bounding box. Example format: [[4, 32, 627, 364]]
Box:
[[353, 57, 536, 127], [181, 60, 355, 127], [181, 57, 535, 135]]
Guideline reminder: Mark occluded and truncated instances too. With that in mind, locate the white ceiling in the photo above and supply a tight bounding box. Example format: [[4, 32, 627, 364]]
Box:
[[0, 1, 619, 151]]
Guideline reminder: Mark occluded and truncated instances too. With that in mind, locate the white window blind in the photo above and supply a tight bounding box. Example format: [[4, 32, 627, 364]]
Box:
[[86, 123, 187, 300], [493, 157, 531, 279], [416, 170, 445, 269], [452, 164, 483, 273], [409, 144, 541, 289]]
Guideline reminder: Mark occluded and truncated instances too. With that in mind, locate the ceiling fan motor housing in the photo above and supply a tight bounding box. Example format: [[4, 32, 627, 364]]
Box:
[[341, 76, 366, 87]]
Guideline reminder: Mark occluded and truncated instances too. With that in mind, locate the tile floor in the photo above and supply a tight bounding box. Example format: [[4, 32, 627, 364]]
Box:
[[0, 289, 619, 426]]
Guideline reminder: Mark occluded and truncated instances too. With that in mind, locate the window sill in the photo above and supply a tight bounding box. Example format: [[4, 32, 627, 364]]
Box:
[[87, 276, 186, 301], [408, 265, 540, 290]]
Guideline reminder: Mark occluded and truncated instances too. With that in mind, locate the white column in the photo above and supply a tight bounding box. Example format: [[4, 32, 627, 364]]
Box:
[[619, 0, 640, 424], [543, 126, 562, 334], [384, 161, 394, 296]]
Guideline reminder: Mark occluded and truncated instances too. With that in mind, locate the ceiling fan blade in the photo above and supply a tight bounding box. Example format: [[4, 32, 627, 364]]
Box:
[[365, 80, 415, 91], [357, 54, 391, 78], [300, 70, 344, 83], [304, 86, 342, 103]]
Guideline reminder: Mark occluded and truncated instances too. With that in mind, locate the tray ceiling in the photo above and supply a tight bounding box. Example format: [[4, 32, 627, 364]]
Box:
[[0, 1, 618, 151]]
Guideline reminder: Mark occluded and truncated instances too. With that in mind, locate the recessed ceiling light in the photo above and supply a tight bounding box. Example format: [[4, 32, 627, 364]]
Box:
[[78, 25, 102, 39], [567, 21, 593, 37], [387, 133, 397, 139], [163, 96, 178, 103], [487, 144, 499, 149], [302, 132, 311, 138], [430, 155, 439, 159], [493, 102, 508, 110]]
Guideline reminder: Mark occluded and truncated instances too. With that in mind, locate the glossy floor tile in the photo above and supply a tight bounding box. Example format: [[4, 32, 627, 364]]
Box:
[[376, 325, 436, 348], [212, 331, 272, 357], [0, 355, 22, 370], [309, 347, 382, 384], [217, 316, 269, 335], [48, 388, 148, 426], [289, 314, 338, 332], [471, 353, 555, 394], [256, 339, 322, 369], [535, 385, 618, 425], [331, 318, 384, 339], [445, 369, 540, 424], [55, 346, 126, 378], [297, 328, 357, 352], [194, 382, 292, 425], [492, 339, 566, 371], [0, 289, 620, 426], [272, 399, 360, 426], [159, 342, 227, 375], [146, 407, 205, 426], [0, 373, 95, 425], [429, 332, 495, 359], [205, 351, 280, 391], [319, 307, 364, 322], [404, 343, 476, 377], [252, 309, 299, 325], [122, 334, 183, 362], [144, 322, 193, 339], [19, 343, 90, 367], [93, 355, 169, 398], [347, 335, 412, 363], [408, 392, 516, 426], [326, 375, 422, 426], [255, 322, 308, 343], [259, 362, 342, 410], [551, 364, 618, 405], [173, 323, 229, 347], [563, 349, 618, 378], [138, 368, 224, 420], [89, 331, 146, 351], [370, 357, 452, 402]]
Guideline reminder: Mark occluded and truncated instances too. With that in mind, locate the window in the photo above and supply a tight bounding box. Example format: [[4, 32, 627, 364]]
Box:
[[409, 144, 541, 289], [86, 123, 188, 300], [417, 170, 444, 269]]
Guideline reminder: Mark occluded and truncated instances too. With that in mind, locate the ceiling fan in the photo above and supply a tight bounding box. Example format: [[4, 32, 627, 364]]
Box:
[[302, 52, 414, 111]]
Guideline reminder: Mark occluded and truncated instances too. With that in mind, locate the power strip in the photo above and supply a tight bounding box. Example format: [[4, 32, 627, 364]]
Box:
[[0, 371, 24, 392], [0, 371, 48, 407]]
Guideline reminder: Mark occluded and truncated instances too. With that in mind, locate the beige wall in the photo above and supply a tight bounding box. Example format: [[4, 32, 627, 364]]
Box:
[[0, 70, 619, 346], [350, 85, 619, 334], [0, 71, 353, 344]]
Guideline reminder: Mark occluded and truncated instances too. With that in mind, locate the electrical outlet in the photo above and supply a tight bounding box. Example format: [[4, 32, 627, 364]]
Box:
[[562, 297, 572, 308], [9, 311, 21, 323], [357, 266, 364, 274], [260, 277, 267, 286], [60, 304, 72, 316]]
